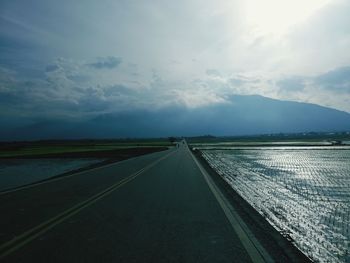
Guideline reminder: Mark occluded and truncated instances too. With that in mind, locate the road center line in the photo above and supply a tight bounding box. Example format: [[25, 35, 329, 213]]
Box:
[[0, 149, 176, 259], [0, 148, 174, 196]]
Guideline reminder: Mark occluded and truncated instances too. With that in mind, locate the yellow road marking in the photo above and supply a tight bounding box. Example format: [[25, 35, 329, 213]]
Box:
[[0, 150, 176, 259]]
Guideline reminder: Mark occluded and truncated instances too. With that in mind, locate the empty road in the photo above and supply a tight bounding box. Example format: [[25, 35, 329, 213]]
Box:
[[0, 142, 270, 262]]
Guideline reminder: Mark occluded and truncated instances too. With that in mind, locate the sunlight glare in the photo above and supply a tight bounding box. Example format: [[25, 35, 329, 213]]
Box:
[[244, 0, 331, 36]]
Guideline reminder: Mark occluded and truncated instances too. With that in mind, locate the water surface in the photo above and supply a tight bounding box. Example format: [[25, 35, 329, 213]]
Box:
[[202, 147, 350, 263], [0, 159, 103, 191]]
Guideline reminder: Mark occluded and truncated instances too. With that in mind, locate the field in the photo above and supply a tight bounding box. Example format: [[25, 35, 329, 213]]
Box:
[[187, 132, 350, 145], [0, 159, 103, 191], [199, 146, 350, 263], [0, 139, 172, 158], [0, 139, 171, 191]]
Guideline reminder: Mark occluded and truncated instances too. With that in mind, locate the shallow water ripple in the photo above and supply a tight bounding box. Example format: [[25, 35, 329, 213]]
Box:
[[202, 148, 350, 263]]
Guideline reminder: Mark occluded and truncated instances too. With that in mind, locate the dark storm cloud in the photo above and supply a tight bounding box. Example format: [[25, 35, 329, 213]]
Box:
[[88, 56, 122, 69], [104, 84, 136, 97], [0, 61, 148, 121], [66, 74, 89, 83], [45, 64, 60, 72]]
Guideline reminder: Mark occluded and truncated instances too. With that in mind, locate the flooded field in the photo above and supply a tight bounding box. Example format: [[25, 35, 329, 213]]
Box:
[[201, 147, 350, 263], [0, 159, 103, 191]]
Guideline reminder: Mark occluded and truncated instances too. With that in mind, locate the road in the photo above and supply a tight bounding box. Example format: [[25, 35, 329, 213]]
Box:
[[0, 141, 270, 262]]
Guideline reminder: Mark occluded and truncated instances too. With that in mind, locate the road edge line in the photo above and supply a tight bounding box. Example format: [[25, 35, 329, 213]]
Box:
[[188, 148, 274, 263]]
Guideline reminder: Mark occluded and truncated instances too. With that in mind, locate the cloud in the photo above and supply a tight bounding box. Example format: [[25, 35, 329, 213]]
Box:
[[205, 69, 221, 77], [229, 78, 244, 86], [273, 66, 350, 112], [45, 64, 60, 72], [1, 0, 350, 130], [286, 0, 350, 74], [314, 66, 350, 92], [196, 67, 350, 113], [0, 57, 205, 121], [276, 66, 350, 94], [88, 56, 122, 69], [228, 75, 260, 87], [66, 74, 89, 83], [276, 76, 305, 92]]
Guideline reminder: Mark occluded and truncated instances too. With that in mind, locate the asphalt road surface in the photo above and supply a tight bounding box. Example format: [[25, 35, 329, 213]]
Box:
[[0, 141, 271, 263]]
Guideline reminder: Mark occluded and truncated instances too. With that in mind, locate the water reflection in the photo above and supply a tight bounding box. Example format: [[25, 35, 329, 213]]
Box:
[[0, 159, 103, 191], [203, 148, 350, 263]]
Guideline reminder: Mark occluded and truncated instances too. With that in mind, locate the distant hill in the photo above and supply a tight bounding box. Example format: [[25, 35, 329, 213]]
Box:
[[1, 95, 350, 140]]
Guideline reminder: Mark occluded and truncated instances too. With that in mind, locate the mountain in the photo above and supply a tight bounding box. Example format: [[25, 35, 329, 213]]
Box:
[[1, 95, 350, 140]]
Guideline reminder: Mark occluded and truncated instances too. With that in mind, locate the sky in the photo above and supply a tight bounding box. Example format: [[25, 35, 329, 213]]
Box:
[[1, 0, 350, 126]]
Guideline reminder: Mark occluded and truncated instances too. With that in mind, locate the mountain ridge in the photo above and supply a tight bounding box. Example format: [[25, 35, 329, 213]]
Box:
[[1, 95, 350, 140]]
